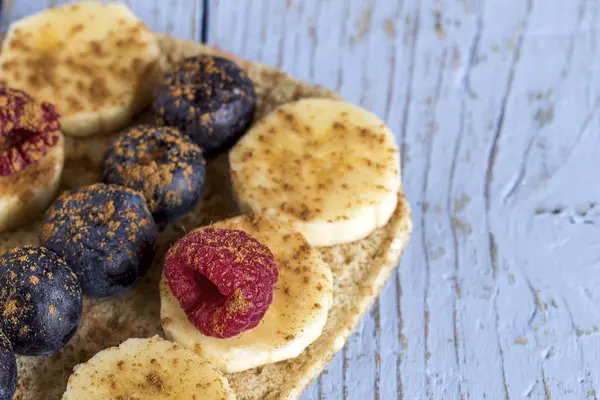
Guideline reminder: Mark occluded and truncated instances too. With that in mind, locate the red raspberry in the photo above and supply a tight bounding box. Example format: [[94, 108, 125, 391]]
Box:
[[0, 88, 61, 177], [164, 228, 278, 338]]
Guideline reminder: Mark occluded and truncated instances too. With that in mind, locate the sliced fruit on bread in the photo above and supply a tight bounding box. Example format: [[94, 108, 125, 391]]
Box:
[[1, 34, 412, 400]]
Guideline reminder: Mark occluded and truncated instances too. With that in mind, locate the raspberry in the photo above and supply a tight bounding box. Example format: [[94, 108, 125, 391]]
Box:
[[0, 88, 61, 177], [164, 228, 278, 338]]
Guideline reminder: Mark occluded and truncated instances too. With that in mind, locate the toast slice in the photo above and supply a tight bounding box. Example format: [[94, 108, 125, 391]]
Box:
[[0, 35, 412, 400]]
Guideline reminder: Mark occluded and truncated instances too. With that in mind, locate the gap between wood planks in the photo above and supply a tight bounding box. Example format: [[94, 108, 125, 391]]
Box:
[[201, 0, 209, 43]]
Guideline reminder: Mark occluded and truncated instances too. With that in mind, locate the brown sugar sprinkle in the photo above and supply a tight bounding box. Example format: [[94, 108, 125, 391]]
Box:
[[332, 121, 345, 130], [145, 371, 165, 391], [89, 41, 104, 57], [2, 299, 19, 317], [70, 24, 84, 35]]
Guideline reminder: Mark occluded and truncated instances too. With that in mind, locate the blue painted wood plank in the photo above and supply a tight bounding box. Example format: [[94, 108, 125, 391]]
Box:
[[381, 1, 421, 398], [2, 0, 201, 40], [486, 0, 600, 397], [438, 0, 533, 398], [372, 0, 405, 396], [391, 0, 438, 396], [208, 0, 267, 64], [127, 0, 202, 40], [413, 1, 480, 397]]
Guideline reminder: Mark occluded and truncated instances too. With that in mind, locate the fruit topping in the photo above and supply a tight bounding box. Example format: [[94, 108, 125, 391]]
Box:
[[0, 246, 82, 356], [0, 87, 61, 177], [40, 183, 157, 298], [0, 2, 161, 137], [102, 125, 206, 223], [164, 228, 278, 338], [0, 331, 17, 400], [61, 336, 236, 400], [160, 212, 334, 373], [229, 98, 401, 246], [153, 55, 256, 157]]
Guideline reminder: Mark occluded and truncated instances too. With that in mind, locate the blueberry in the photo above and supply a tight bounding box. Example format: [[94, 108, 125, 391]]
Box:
[[153, 55, 256, 156], [40, 184, 157, 298], [0, 331, 17, 400], [102, 125, 206, 223], [0, 247, 82, 356]]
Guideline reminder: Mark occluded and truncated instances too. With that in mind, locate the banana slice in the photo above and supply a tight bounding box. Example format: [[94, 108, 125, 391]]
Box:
[[0, 142, 63, 232], [62, 336, 236, 400], [229, 98, 401, 246], [0, 1, 161, 137], [160, 211, 334, 373]]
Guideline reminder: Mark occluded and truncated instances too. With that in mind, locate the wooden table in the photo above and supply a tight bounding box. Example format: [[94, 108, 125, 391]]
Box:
[[3, 1, 600, 399]]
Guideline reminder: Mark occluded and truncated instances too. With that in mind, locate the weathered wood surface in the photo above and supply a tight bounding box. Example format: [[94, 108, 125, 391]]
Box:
[[0, 0, 203, 40], [4, 0, 600, 399]]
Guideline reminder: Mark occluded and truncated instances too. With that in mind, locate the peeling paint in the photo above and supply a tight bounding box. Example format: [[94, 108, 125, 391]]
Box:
[[452, 46, 461, 68], [349, 6, 373, 45], [428, 246, 446, 260], [515, 337, 528, 345], [384, 19, 395, 39], [452, 217, 472, 235], [434, 7, 445, 39], [535, 104, 555, 128], [454, 193, 471, 212]]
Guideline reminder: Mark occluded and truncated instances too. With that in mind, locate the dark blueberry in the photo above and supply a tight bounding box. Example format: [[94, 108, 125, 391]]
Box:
[[153, 55, 256, 156], [0, 247, 82, 356], [40, 184, 157, 298], [102, 125, 206, 223], [0, 331, 17, 400]]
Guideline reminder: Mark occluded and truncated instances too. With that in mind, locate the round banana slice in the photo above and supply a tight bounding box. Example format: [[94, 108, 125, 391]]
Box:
[[229, 98, 401, 246], [0, 1, 161, 137], [160, 211, 334, 373], [62, 336, 236, 400]]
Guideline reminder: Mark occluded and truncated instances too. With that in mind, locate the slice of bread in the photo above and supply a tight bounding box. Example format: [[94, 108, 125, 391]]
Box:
[[0, 34, 412, 400]]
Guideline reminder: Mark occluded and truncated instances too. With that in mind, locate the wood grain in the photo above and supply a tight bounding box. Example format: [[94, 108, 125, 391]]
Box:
[[4, 0, 600, 399], [1, 0, 202, 40], [208, 0, 600, 399]]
